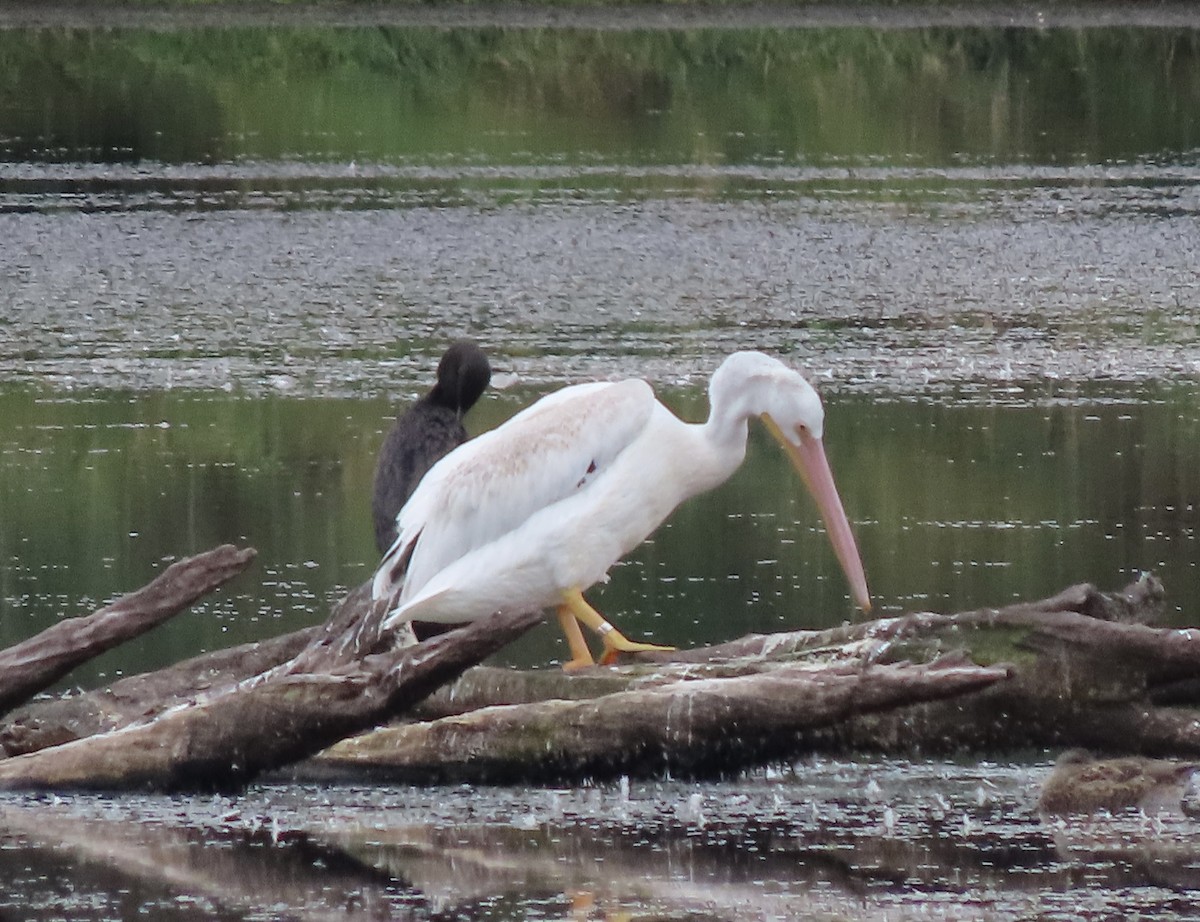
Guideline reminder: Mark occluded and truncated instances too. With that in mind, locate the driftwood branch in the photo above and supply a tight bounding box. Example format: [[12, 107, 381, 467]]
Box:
[[0, 626, 322, 757], [0, 585, 389, 758], [0, 581, 402, 759], [0, 545, 256, 717], [0, 544, 547, 791]]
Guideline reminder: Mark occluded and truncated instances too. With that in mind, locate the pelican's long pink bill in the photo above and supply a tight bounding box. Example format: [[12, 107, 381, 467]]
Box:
[[782, 427, 871, 612]]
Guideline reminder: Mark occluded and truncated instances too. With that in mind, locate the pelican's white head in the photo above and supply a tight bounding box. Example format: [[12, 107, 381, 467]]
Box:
[[711, 350, 870, 612], [710, 350, 825, 441]]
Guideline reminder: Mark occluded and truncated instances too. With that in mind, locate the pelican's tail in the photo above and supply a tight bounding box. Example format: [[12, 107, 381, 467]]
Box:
[[372, 531, 418, 604], [380, 586, 455, 633]]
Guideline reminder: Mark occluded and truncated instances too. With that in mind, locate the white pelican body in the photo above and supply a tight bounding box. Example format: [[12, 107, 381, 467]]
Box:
[[373, 351, 870, 668]]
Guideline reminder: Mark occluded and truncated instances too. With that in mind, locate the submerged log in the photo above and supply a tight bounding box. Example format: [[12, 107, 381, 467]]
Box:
[[0, 545, 256, 718]]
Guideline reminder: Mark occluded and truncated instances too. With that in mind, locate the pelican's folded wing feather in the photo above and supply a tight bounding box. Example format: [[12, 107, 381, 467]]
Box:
[[372, 378, 654, 604]]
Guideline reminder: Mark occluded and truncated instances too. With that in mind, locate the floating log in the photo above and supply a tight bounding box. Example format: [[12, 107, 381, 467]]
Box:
[[303, 575, 1200, 783]]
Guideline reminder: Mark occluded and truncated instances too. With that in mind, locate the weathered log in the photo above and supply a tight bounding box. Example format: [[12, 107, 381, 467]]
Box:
[[298, 575, 1200, 782], [0, 545, 257, 718], [3, 565, 1191, 790], [314, 658, 1009, 783], [0, 582, 386, 758], [384, 576, 1175, 725], [0, 604, 543, 792], [797, 575, 1200, 756], [0, 625, 321, 757]]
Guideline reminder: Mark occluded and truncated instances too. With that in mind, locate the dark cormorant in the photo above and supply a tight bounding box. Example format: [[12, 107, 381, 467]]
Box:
[[372, 340, 491, 554]]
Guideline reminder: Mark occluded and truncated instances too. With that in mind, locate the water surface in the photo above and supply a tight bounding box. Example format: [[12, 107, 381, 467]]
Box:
[[4, 759, 1200, 920]]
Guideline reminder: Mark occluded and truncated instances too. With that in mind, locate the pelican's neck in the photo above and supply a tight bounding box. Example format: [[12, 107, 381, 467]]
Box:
[[683, 385, 754, 493]]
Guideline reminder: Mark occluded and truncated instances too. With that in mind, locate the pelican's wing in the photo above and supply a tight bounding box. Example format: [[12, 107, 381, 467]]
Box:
[[372, 378, 655, 603]]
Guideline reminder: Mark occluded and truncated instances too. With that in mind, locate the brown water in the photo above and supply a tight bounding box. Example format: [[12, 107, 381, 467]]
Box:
[[2, 9, 1200, 920]]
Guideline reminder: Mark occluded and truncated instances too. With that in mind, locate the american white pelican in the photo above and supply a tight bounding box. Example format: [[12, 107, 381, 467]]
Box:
[[372, 351, 870, 670], [372, 340, 491, 553]]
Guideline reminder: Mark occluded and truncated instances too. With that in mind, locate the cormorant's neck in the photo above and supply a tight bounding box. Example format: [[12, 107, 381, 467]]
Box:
[[425, 383, 458, 412]]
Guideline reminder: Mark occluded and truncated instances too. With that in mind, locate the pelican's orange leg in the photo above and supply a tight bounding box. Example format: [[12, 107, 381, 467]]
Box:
[[560, 588, 674, 667], [556, 604, 596, 672]]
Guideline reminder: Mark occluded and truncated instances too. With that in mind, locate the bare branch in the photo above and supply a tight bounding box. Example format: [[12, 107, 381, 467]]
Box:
[[0, 545, 257, 717]]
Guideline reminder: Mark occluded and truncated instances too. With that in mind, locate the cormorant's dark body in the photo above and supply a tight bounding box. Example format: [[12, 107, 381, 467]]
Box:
[[372, 340, 491, 554]]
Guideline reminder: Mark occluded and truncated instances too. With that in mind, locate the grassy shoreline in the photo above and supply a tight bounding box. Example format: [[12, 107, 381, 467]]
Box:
[[2, 0, 1199, 32]]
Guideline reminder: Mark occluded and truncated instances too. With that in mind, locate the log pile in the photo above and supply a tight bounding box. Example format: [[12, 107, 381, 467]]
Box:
[[0, 545, 1196, 792], [0, 553, 541, 791], [309, 572, 1200, 783]]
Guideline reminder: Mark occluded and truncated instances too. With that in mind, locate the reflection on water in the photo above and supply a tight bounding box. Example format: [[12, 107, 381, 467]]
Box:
[[3, 760, 1200, 920]]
